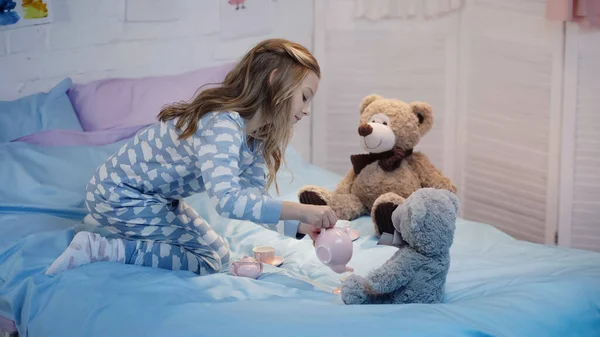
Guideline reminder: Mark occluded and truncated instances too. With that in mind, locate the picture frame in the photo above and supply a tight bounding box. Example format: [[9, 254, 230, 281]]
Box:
[[0, 0, 52, 31]]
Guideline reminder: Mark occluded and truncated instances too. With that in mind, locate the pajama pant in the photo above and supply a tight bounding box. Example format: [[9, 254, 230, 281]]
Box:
[[85, 195, 230, 276]]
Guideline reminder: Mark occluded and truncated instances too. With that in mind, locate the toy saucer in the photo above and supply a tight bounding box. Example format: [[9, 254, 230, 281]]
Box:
[[266, 256, 284, 267], [348, 229, 360, 241]]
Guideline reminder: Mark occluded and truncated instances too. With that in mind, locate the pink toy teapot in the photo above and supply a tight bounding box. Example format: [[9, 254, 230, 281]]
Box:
[[314, 225, 354, 274], [229, 256, 263, 279]]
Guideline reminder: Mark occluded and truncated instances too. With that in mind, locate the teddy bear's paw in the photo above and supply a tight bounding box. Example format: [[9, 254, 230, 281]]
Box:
[[299, 191, 327, 206], [372, 203, 396, 236], [371, 193, 405, 236], [298, 186, 331, 206], [367, 264, 403, 295], [341, 275, 369, 305]]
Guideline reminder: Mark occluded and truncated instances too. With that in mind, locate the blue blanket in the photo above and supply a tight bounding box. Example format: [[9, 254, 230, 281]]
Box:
[[1, 141, 600, 337]]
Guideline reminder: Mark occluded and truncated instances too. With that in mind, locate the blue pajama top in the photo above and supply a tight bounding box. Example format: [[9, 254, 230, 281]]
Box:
[[90, 111, 301, 239]]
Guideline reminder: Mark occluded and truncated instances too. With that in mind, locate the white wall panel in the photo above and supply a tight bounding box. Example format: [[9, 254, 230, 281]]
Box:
[[559, 24, 600, 252], [455, 0, 563, 244], [312, 0, 459, 180]]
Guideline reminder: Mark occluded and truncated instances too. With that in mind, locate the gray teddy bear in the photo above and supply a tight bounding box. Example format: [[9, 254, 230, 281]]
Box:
[[340, 188, 459, 305]]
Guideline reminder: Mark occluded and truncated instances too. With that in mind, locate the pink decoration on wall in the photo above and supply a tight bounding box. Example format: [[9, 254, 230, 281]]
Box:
[[228, 0, 246, 10], [546, 0, 600, 28]]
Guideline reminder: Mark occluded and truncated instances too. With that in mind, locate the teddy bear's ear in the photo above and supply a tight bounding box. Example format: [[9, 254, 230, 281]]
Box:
[[410, 101, 434, 136], [360, 94, 383, 114]]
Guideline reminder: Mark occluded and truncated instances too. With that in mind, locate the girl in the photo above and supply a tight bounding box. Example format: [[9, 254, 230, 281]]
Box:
[[46, 38, 337, 276]]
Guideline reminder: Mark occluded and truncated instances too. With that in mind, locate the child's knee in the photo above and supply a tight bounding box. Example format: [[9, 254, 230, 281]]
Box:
[[202, 249, 226, 275]]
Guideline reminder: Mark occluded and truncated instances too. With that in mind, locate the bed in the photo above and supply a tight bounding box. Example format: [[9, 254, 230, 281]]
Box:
[[1, 70, 600, 337]]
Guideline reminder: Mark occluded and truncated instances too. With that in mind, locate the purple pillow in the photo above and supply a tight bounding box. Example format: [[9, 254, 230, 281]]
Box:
[[68, 63, 235, 132], [12, 125, 147, 146]]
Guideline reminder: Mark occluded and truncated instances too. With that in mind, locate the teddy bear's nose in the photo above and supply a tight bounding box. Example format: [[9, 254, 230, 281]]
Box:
[[358, 124, 373, 137]]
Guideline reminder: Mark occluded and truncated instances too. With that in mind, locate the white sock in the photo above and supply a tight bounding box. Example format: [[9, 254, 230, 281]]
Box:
[[45, 231, 127, 275]]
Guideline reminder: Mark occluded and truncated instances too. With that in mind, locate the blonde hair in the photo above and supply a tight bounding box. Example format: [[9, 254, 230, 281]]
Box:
[[158, 38, 321, 193]]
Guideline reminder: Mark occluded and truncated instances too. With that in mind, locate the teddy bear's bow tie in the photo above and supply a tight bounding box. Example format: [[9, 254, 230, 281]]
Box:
[[350, 148, 414, 174]]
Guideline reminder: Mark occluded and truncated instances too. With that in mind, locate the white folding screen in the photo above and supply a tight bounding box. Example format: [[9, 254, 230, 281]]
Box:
[[455, 0, 564, 245], [559, 24, 600, 252], [311, 0, 459, 180], [311, 0, 600, 252]]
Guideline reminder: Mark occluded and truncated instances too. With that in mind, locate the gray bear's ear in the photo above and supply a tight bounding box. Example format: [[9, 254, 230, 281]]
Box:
[[409, 101, 433, 136], [449, 192, 460, 213], [408, 195, 428, 226], [360, 94, 383, 115], [392, 194, 427, 235], [439, 188, 460, 214]]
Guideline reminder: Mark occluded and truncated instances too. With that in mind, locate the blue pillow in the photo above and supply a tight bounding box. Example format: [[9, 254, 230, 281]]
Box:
[[0, 78, 83, 143]]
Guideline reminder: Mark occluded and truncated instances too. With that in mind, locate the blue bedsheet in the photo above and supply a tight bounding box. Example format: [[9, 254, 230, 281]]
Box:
[[1, 141, 600, 337]]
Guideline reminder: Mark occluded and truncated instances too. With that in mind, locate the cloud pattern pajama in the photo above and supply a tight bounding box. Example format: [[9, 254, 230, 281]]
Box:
[[47, 111, 301, 275]]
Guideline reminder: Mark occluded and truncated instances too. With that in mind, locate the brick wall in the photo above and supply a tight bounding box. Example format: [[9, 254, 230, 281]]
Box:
[[0, 0, 313, 100], [0, 0, 314, 160]]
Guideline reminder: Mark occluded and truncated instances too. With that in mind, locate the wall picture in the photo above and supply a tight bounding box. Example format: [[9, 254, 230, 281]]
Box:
[[0, 0, 52, 30], [220, 0, 275, 39]]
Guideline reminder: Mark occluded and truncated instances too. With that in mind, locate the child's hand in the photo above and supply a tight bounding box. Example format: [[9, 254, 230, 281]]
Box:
[[298, 222, 321, 245], [301, 205, 338, 229]]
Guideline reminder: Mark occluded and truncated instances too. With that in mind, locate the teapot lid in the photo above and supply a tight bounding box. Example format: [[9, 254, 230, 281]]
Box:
[[336, 220, 351, 227]]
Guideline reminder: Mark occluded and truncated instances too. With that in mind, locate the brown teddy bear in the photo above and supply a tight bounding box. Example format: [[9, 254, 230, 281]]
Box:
[[298, 94, 456, 236]]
